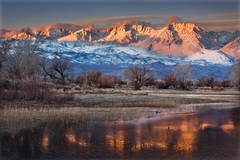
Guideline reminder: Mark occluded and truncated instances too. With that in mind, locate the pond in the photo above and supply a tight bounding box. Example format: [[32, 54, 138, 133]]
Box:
[[0, 105, 239, 160]]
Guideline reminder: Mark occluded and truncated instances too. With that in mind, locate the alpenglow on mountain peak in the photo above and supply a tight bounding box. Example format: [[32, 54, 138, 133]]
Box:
[[0, 20, 239, 59]]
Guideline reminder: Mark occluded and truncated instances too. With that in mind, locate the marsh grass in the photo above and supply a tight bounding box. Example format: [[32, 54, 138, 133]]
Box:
[[0, 107, 160, 132], [1, 101, 238, 133], [0, 96, 224, 110]]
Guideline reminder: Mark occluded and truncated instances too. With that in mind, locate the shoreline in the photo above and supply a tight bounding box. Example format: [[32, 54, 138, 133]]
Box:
[[0, 89, 239, 109], [0, 102, 239, 133]]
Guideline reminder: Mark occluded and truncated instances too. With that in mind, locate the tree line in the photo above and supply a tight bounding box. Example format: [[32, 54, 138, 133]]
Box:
[[0, 30, 239, 102]]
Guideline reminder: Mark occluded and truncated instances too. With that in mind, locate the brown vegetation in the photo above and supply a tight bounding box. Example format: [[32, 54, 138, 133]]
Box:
[[41, 56, 72, 84], [0, 79, 73, 103], [124, 66, 155, 90], [0, 28, 239, 107], [230, 63, 240, 89]]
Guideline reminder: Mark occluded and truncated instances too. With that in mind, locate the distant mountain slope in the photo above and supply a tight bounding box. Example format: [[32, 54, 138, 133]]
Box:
[[133, 23, 221, 55], [0, 29, 21, 39], [33, 23, 82, 39], [58, 25, 105, 42], [207, 31, 238, 46], [220, 37, 240, 60], [59, 21, 154, 43], [1, 21, 239, 59], [98, 21, 155, 44], [39, 41, 234, 79]]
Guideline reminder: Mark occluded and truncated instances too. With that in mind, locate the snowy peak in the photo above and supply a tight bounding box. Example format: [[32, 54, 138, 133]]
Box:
[[168, 22, 203, 34], [59, 20, 155, 44], [134, 22, 221, 55], [1, 21, 239, 60], [99, 21, 155, 44], [0, 29, 21, 40], [106, 20, 154, 34], [58, 25, 104, 42], [33, 23, 81, 39], [10, 32, 36, 40]]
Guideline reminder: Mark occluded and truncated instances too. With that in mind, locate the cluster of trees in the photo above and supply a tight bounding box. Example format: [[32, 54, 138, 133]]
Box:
[[0, 31, 74, 102], [154, 64, 194, 90], [195, 76, 231, 88], [124, 63, 240, 90], [75, 71, 124, 88]]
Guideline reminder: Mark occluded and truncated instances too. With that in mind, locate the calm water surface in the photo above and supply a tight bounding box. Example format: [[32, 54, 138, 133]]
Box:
[[0, 106, 240, 160]]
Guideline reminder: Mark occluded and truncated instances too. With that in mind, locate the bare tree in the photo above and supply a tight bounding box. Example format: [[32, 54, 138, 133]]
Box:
[[124, 66, 154, 90], [0, 40, 11, 72], [75, 74, 84, 86], [172, 64, 194, 90], [41, 56, 72, 84], [206, 74, 215, 88], [230, 63, 240, 89], [4, 28, 43, 80], [195, 77, 207, 87], [172, 64, 193, 81]]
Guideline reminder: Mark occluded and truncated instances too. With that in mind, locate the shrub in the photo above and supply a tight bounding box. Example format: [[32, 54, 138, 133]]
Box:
[[155, 81, 168, 89], [99, 75, 115, 88], [21, 80, 43, 100], [162, 74, 177, 88], [83, 71, 101, 87], [0, 79, 74, 103], [176, 79, 193, 90], [75, 74, 84, 86], [230, 63, 240, 89], [206, 75, 215, 88], [221, 80, 231, 88], [195, 77, 207, 87], [0, 79, 11, 90]]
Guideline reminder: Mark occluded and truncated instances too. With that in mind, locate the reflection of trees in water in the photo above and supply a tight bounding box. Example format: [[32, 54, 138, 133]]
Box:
[[0, 108, 240, 159], [0, 127, 44, 159], [232, 107, 240, 127]]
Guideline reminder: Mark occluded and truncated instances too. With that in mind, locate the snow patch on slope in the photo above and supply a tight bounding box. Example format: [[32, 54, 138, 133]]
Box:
[[186, 50, 234, 66], [40, 41, 234, 66]]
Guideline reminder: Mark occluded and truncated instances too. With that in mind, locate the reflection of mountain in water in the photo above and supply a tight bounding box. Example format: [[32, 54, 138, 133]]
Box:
[[0, 108, 240, 160]]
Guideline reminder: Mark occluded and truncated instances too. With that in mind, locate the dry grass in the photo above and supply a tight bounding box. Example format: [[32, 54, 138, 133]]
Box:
[[1, 101, 238, 133], [53, 87, 240, 96], [0, 107, 160, 132], [1, 87, 239, 109]]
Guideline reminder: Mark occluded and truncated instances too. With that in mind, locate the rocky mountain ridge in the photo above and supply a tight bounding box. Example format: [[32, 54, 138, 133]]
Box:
[[1, 21, 239, 59]]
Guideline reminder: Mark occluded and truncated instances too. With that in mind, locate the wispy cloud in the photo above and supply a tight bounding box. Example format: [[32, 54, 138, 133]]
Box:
[[72, 15, 166, 26], [186, 13, 240, 31], [191, 12, 239, 21], [71, 14, 239, 31], [196, 19, 240, 31]]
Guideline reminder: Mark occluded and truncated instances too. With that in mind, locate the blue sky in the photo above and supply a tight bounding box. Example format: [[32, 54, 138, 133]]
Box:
[[0, 0, 239, 31]]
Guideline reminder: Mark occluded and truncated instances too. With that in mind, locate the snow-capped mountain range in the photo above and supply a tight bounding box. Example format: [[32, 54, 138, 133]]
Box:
[[40, 41, 234, 79], [1, 21, 239, 59], [1, 20, 239, 79], [41, 41, 234, 66]]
